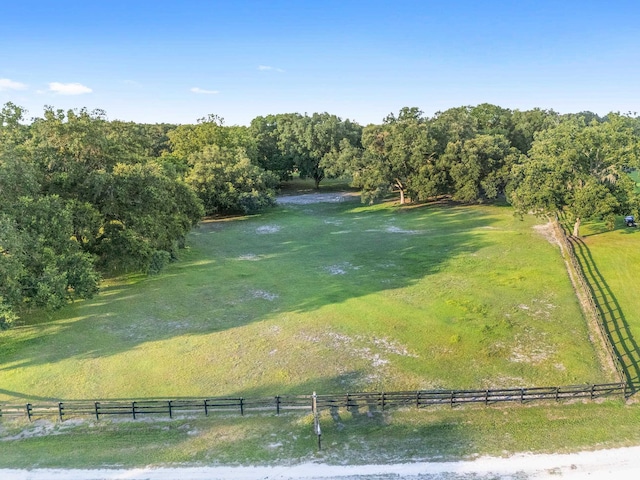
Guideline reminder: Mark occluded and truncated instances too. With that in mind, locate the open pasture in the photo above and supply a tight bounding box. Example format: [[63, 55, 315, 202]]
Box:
[[0, 197, 609, 403], [575, 218, 640, 386]]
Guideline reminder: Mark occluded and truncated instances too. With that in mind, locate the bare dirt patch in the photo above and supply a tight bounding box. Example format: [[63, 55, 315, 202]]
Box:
[[277, 192, 360, 205], [534, 222, 561, 248], [256, 225, 281, 234]]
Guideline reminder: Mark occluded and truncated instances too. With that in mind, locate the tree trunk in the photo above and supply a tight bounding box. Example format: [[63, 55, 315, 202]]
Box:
[[573, 217, 581, 237], [399, 189, 405, 205]]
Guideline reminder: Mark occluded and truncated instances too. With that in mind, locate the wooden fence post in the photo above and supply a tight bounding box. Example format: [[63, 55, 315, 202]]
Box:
[[312, 392, 321, 451], [132, 401, 137, 420], [26, 403, 32, 422], [240, 398, 244, 416], [58, 402, 64, 422], [168, 400, 173, 419], [204, 399, 209, 416], [94, 402, 100, 420], [416, 391, 420, 408], [275, 396, 281, 415]]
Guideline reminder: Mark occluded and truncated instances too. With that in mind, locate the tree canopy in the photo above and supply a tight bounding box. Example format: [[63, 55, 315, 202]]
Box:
[[2, 101, 639, 328], [510, 116, 639, 236]]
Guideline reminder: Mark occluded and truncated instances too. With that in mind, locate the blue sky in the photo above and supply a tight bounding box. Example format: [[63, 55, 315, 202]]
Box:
[[2, 1, 639, 125]]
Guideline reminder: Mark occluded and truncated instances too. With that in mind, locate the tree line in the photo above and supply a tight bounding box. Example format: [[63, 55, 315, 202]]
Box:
[[1, 102, 639, 328]]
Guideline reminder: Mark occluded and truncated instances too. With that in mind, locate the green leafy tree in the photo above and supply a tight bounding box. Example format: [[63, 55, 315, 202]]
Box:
[[509, 108, 559, 154], [471, 103, 514, 138], [353, 108, 438, 204], [0, 215, 25, 309], [511, 116, 639, 236], [249, 114, 297, 180], [446, 134, 521, 203], [95, 161, 204, 273], [277, 113, 362, 188], [430, 106, 477, 156], [12, 196, 100, 309], [168, 115, 257, 160], [186, 145, 278, 214]]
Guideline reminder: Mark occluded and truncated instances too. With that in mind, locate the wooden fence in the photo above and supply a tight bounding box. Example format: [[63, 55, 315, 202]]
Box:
[[553, 218, 627, 384], [0, 383, 626, 422]]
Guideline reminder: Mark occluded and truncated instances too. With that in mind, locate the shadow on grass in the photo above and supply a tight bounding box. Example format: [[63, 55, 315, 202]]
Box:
[[0, 200, 499, 383], [571, 237, 640, 391]]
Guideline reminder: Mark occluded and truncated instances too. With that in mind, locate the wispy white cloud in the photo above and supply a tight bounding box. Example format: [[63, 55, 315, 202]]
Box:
[[48, 82, 93, 95], [0, 78, 28, 91], [258, 65, 285, 73], [190, 87, 220, 94]]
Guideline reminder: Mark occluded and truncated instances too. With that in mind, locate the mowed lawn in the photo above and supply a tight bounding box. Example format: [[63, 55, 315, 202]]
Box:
[[0, 197, 611, 402], [578, 218, 640, 382]]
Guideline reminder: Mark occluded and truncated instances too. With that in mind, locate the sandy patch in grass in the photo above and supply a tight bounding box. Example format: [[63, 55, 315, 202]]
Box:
[[534, 221, 560, 247], [510, 331, 555, 365], [301, 331, 418, 372], [256, 225, 281, 234], [0, 419, 85, 442], [364, 224, 427, 235], [385, 225, 424, 235], [323, 262, 361, 275], [236, 253, 261, 261], [518, 298, 558, 320], [251, 290, 279, 301], [277, 192, 359, 205]]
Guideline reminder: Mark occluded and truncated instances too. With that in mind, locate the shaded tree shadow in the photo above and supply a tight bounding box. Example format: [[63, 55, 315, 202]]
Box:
[[571, 237, 640, 391], [0, 389, 61, 402]]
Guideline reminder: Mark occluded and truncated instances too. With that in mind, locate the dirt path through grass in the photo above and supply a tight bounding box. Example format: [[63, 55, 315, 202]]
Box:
[[277, 191, 360, 204]]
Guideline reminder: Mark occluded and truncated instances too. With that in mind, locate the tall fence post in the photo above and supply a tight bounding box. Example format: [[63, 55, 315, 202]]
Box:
[[26, 403, 32, 422], [58, 402, 64, 422], [275, 396, 281, 415], [312, 392, 321, 451]]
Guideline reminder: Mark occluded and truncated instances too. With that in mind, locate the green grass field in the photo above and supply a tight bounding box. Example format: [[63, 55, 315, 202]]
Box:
[[5, 187, 638, 468], [0, 193, 609, 403], [576, 217, 640, 386]]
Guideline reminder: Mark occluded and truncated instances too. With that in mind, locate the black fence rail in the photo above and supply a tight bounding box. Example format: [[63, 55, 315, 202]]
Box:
[[0, 383, 626, 422], [553, 218, 628, 385]]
